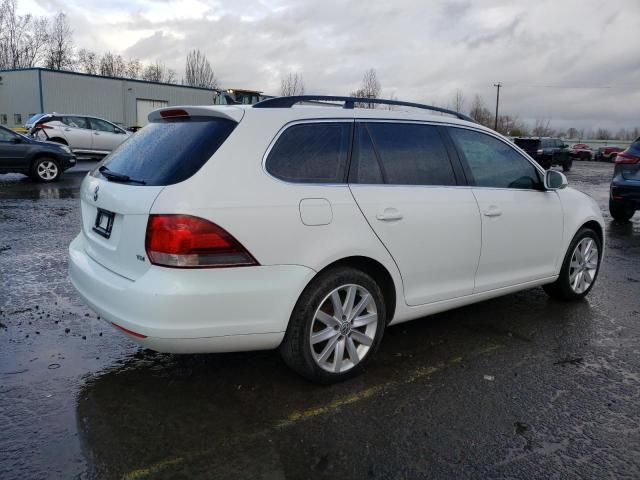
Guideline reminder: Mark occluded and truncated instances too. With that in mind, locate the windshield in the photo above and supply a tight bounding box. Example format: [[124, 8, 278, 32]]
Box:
[[95, 116, 237, 186]]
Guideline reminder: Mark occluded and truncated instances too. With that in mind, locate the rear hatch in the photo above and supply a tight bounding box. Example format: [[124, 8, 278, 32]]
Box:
[[79, 106, 242, 280], [620, 139, 640, 181]]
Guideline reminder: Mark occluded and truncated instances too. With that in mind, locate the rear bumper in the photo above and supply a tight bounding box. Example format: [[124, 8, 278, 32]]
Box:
[[611, 175, 640, 209], [69, 234, 315, 353]]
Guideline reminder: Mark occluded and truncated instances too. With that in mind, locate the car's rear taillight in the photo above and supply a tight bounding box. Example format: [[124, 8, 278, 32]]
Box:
[[35, 124, 53, 129], [145, 215, 258, 268], [615, 152, 640, 164]]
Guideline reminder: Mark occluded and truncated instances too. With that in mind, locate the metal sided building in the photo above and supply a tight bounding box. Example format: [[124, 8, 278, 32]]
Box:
[[0, 68, 215, 129]]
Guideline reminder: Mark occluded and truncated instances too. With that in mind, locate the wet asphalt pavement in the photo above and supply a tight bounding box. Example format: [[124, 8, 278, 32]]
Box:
[[1, 161, 639, 479]]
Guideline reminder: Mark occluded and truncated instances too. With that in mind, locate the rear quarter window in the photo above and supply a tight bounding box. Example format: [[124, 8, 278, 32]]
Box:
[[96, 116, 236, 186], [266, 122, 351, 183]]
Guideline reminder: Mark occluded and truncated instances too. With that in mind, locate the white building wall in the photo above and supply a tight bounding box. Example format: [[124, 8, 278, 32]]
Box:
[[0, 70, 41, 127], [0, 69, 215, 128]]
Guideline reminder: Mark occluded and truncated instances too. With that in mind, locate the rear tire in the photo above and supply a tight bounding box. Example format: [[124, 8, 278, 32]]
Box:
[[31, 157, 61, 182], [543, 227, 601, 301], [609, 199, 635, 221], [279, 267, 386, 383]]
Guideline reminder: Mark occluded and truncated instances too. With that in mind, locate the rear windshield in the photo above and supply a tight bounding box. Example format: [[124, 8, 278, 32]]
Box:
[[628, 139, 640, 157], [96, 116, 236, 186]]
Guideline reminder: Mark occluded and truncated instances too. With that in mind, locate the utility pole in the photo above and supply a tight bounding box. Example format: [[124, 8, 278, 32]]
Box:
[[493, 82, 502, 131]]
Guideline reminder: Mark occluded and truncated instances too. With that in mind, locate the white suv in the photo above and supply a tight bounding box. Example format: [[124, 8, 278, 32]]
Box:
[[69, 96, 604, 383], [32, 114, 131, 158]]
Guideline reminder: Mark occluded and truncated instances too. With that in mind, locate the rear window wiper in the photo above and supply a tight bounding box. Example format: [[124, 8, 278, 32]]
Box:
[[99, 166, 146, 185]]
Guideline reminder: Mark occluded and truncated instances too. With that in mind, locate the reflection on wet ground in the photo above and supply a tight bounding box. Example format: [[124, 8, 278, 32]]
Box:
[[1, 162, 639, 479]]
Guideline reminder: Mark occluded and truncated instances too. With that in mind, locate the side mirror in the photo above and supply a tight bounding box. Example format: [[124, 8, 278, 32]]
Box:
[[545, 170, 568, 190]]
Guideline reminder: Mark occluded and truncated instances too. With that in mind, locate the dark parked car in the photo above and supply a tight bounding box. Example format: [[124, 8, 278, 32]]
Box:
[[0, 125, 76, 182], [609, 137, 640, 221], [513, 137, 572, 171], [595, 146, 624, 162]]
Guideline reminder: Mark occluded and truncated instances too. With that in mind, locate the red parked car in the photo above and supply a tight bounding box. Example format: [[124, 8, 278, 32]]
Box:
[[569, 143, 593, 161], [595, 146, 625, 162]]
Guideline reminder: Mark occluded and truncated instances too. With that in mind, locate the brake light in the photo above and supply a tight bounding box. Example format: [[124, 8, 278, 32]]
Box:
[[35, 124, 53, 129], [145, 215, 258, 268], [615, 152, 640, 164], [160, 109, 189, 119]]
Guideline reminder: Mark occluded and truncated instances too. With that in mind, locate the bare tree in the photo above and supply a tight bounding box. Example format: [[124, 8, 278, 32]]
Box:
[[469, 95, 493, 127], [567, 127, 578, 139], [44, 12, 74, 70], [0, 0, 49, 68], [142, 61, 176, 83], [77, 49, 98, 74], [99, 52, 126, 77], [185, 49, 218, 89], [280, 72, 305, 96], [452, 89, 465, 113], [126, 58, 141, 79], [595, 128, 612, 140], [532, 118, 554, 137], [350, 68, 381, 108]]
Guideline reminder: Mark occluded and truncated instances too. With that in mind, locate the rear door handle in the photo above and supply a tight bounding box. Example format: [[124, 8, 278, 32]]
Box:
[[483, 206, 502, 217], [376, 208, 403, 221]]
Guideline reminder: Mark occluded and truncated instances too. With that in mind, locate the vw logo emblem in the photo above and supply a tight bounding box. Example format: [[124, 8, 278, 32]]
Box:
[[93, 185, 100, 202], [339, 321, 351, 336]]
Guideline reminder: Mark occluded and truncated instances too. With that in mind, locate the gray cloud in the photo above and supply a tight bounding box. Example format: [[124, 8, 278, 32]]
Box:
[[24, 0, 640, 131]]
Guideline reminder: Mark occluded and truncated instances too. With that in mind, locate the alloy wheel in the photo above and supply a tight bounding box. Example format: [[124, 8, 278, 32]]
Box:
[[568, 237, 599, 294], [36, 160, 59, 181], [310, 284, 378, 373]]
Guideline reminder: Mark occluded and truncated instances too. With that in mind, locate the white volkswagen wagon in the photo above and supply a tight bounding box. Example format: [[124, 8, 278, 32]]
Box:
[[69, 96, 604, 382]]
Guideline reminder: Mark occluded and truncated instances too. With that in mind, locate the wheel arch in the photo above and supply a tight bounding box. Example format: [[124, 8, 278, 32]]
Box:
[[581, 220, 604, 247], [29, 151, 60, 171], [312, 255, 397, 324]]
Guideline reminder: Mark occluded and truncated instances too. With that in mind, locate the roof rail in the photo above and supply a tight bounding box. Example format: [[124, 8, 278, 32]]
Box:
[[252, 95, 475, 123]]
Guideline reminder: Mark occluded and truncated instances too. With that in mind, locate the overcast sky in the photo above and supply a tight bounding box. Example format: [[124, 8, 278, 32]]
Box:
[[21, 0, 640, 132]]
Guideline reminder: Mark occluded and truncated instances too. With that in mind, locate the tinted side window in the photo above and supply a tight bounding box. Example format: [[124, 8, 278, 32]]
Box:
[[449, 128, 542, 190], [349, 123, 383, 184], [61, 116, 89, 129], [91, 118, 120, 133], [365, 122, 456, 186], [266, 122, 351, 183], [0, 128, 18, 141]]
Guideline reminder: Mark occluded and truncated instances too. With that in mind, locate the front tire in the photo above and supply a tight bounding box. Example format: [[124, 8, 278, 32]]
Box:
[[279, 267, 386, 383], [543, 227, 601, 301], [31, 157, 61, 182], [609, 199, 635, 221]]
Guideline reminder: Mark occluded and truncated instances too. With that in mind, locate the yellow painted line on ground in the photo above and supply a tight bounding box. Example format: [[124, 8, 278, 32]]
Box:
[[121, 344, 502, 479], [122, 457, 184, 480]]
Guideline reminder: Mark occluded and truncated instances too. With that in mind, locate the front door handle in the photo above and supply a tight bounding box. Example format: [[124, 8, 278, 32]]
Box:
[[376, 208, 403, 221], [94, 132, 100, 135], [483, 206, 502, 217]]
